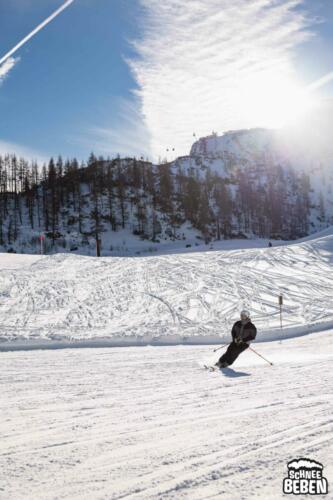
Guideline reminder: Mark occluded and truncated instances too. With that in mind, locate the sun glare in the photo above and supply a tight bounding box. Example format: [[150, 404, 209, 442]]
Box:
[[238, 72, 316, 129]]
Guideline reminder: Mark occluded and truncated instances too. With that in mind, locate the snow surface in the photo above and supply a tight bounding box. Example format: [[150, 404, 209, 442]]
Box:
[[1, 228, 332, 499], [0, 229, 333, 347], [0, 331, 332, 499]]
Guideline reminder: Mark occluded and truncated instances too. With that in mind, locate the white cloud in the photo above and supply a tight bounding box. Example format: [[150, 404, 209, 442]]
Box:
[[0, 57, 20, 85], [0, 140, 49, 164], [128, 0, 314, 159]]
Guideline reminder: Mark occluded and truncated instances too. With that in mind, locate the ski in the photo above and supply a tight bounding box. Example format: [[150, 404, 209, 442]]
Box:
[[203, 364, 217, 372]]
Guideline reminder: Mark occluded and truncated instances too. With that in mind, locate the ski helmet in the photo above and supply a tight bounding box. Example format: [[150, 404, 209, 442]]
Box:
[[240, 309, 250, 318]]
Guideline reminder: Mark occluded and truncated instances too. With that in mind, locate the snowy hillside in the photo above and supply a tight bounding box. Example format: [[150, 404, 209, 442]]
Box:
[[187, 128, 333, 226], [1, 228, 333, 347], [1, 212, 332, 500], [190, 128, 280, 159], [0, 127, 333, 256], [190, 128, 333, 175]]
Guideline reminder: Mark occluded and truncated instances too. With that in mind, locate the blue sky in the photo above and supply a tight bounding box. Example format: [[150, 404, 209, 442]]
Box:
[[0, 0, 332, 163]]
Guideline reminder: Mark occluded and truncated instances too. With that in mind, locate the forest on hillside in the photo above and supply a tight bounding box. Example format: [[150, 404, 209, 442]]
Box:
[[0, 151, 327, 254]]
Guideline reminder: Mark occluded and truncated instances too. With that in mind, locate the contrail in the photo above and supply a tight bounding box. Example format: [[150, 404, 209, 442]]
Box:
[[0, 0, 75, 67], [306, 70, 333, 92]]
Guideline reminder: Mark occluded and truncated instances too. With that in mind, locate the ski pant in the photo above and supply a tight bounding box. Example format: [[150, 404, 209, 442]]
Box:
[[218, 341, 249, 366]]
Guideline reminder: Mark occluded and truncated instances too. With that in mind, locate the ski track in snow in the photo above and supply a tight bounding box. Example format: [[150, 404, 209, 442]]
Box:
[[0, 332, 332, 499], [0, 234, 333, 345]]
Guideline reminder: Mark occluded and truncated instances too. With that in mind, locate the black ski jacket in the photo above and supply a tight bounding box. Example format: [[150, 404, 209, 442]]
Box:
[[231, 320, 257, 343]]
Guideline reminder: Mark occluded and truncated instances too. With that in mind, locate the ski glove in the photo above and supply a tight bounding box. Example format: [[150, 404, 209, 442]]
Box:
[[235, 337, 243, 344]]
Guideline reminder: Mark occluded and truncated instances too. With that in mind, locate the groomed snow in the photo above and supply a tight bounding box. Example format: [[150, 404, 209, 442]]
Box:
[[1, 230, 332, 499], [1, 331, 332, 499], [0, 229, 333, 347]]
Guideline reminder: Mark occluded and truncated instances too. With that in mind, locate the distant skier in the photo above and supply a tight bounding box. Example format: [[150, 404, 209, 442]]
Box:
[[215, 310, 257, 368], [268, 241, 273, 247]]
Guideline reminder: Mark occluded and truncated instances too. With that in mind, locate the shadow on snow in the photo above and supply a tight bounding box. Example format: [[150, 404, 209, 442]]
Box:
[[220, 367, 250, 377]]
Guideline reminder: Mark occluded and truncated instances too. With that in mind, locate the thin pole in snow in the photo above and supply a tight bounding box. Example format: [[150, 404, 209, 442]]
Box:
[[279, 293, 283, 344], [39, 234, 45, 255], [248, 346, 273, 366], [279, 293, 283, 329]]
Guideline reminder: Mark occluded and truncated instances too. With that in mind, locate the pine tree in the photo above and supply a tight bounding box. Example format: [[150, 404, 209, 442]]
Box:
[[48, 158, 59, 245]]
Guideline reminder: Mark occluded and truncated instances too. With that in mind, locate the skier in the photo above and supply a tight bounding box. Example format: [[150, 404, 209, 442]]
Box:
[[215, 310, 257, 368]]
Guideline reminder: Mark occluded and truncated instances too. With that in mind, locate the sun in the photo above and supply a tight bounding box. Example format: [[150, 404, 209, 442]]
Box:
[[237, 71, 316, 129]]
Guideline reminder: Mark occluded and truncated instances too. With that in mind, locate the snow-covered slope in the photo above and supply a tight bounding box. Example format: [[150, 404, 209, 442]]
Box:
[[190, 128, 333, 174], [187, 128, 333, 230], [1, 127, 333, 256], [1, 213, 332, 500], [1, 331, 332, 499], [1, 228, 333, 347], [190, 128, 280, 159], [295, 224, 333, 243]]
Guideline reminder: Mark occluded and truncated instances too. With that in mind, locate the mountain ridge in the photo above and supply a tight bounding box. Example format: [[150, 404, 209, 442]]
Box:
[[0, 127, 332, 255]]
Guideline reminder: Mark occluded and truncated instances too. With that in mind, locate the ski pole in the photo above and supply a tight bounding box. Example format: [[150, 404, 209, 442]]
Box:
[[213, 342, 228, 353], [248, 346, 273, 366]]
